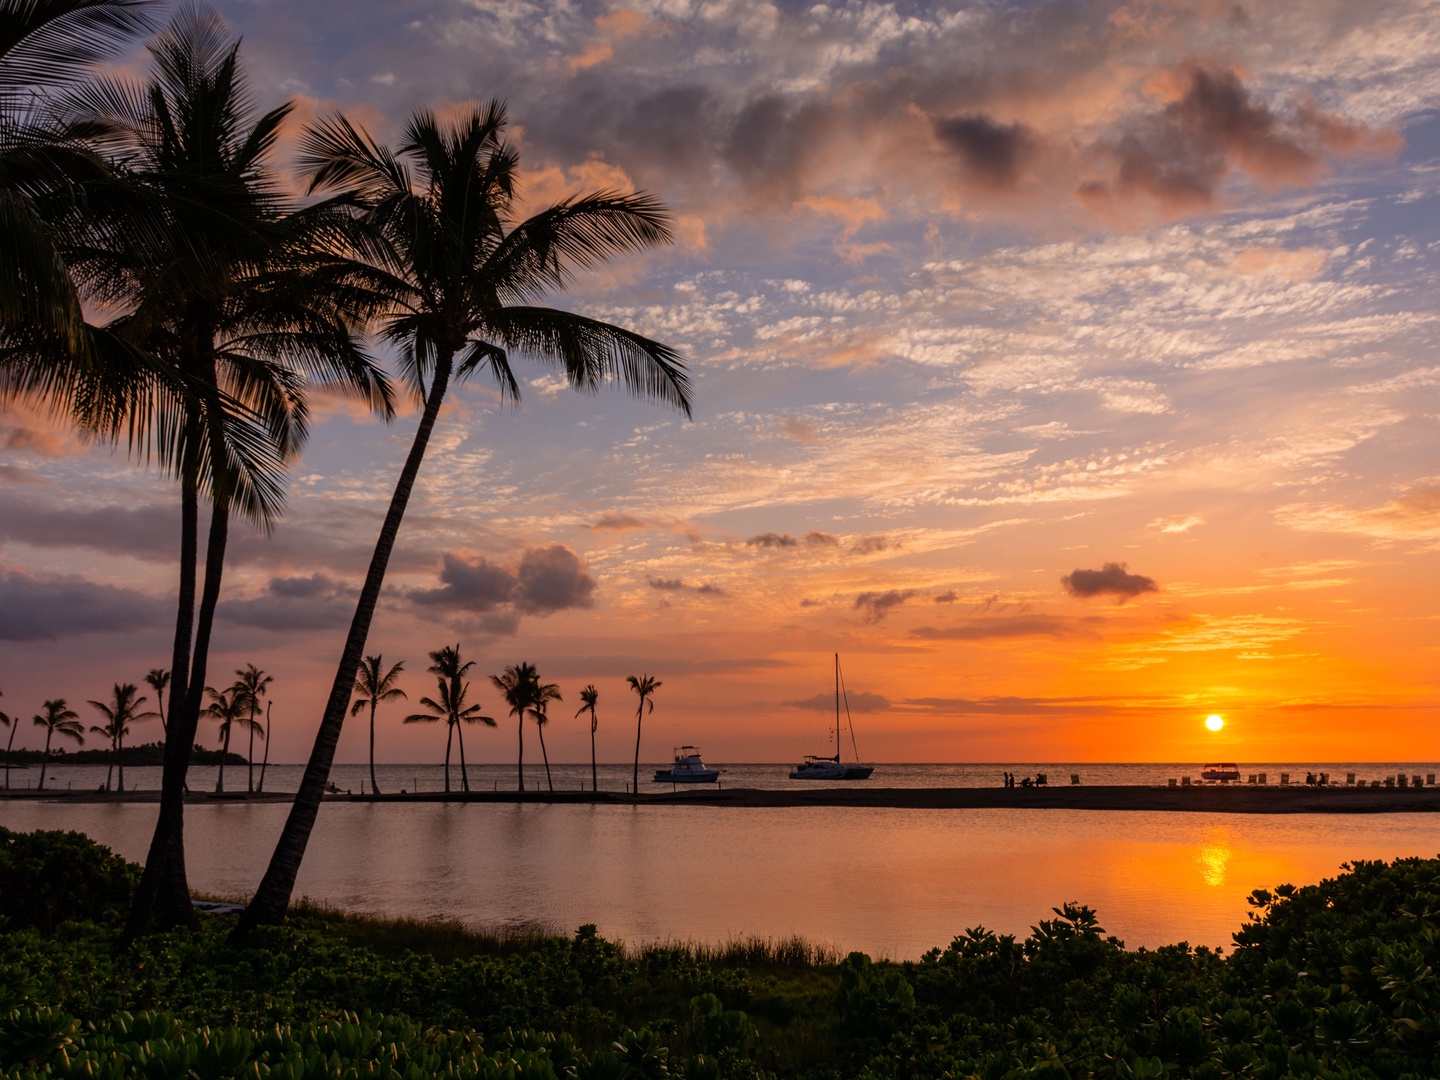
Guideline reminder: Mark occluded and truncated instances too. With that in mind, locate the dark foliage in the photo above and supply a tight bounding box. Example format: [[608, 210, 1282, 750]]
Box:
[[0, 827, 139, 932]]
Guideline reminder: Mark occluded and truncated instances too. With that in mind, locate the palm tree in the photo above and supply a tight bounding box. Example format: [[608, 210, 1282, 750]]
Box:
[[233, 665, 272, 793], [627, 675, 661, 795], [0, 687, 13, 789], [351, 654, 405, 795], [58, 9, 395, 937], [404, 645, 493, 793], [257, 700, 272, 792], [235, 101, 693, 936], [144, 668, 170, 736], [87, 682, 157, 793], [203, 684, 261, 794], [530, 676, 563, 793], [491, 662, 538, 793], [576, 684, 599, 793], [33, 698, 83, 790]]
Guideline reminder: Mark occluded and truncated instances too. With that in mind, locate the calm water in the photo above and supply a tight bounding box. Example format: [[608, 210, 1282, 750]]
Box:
[[5, 761, 1438, 958]]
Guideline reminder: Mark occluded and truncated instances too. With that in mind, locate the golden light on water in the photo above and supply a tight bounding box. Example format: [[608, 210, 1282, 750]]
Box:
[[1197, 827, 1233, 887], [1205, 714, 1224, 732]]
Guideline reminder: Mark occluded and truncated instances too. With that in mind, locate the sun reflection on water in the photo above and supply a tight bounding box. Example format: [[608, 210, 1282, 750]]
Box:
[[1196, 827, 1233, 886]]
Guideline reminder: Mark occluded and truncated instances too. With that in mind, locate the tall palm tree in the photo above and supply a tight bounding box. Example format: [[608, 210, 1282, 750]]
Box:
[[530, 676, 562, 793], [144, 668, 169, 736], [0, 687, 13, 789], [233, 664, 272, 793], [491, 662, 538, 793], [576, 684, 599, 793], [237, 101, 692, 936], [404, 645, 493, 793], [59, 8, 395, 938], [32, 698, 82, 790], [87, 682, 157, 793], [627, 674, 661, 796], [351, 654, 405, 796], [203, 683, 260, 794]]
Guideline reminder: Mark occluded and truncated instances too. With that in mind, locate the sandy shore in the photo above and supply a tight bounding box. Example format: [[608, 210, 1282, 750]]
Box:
[[7, 784, 1440, 813]]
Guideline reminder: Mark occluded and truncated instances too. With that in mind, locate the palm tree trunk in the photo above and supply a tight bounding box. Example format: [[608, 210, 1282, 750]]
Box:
[[590, 715, 597, 793], [517, 714, 525, 794], [632, 702, 645, 796], [4, 722, 16, 789], [444, 722, 454, 793], [247, 705, 256, 792], [125, 457, 201, 940], [117, 728, 125, 793], [105, 750, 114, 792], [368, 703, 380, 795], [232, 351, 455, 941], [457, 720, 469, 793], [156, 686, 167, 738], [216, 723, 230, 792], [538, 723, 552, 792], [258, 702, 271, 792], [39, 728, 52, 790]]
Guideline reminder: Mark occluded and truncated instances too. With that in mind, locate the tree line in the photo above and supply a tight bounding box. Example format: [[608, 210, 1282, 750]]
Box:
[[0, 0, 692, 943]]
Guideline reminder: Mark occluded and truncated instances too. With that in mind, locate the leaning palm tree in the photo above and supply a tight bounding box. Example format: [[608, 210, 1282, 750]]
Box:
[[236, 102, 693, 935], [61, 9, 395, 938], [257, 700, 272, 792], [351, 654, 405, 795], [627, 675, 661, 795], [404, 646, 493, 793], [144, 668, 169, 736], [203, 684, 261, 794], [33, 698, 83, 790], [576, 684, 599, 793], [529, 677, 563, 793], [233, 665, 272, 793], [87, 682, 157, 793], [491, 662, 539, 793]]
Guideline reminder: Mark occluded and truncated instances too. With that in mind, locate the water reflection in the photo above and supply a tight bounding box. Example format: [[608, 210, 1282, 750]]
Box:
[[2, 800, 1433, 957]]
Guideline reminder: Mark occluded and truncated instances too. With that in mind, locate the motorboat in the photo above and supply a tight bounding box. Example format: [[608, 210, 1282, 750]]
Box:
[[789, 654, 874, 781], [1201, 763, 1241, 782], [653, 746, 720, 783]]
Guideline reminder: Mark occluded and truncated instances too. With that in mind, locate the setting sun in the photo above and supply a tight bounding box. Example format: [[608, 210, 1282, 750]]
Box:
[[1205, 715, 1225, 732]]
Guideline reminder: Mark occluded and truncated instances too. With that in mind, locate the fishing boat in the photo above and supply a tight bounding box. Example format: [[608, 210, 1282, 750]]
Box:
[[789, 654, 874, 780], [653, 746, 720, 783], [1201, 763, 1241, 782]]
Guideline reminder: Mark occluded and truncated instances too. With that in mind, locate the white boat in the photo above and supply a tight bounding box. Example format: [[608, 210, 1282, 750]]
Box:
[[789, 654, 874, 781], [654, 746, 720, 783], [1201, 762, 1241, 782]]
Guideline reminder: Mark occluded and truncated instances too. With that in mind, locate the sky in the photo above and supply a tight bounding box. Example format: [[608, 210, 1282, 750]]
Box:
[[3, 0, 1439, 766]]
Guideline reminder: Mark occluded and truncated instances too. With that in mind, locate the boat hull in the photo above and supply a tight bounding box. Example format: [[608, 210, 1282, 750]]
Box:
[[653, 771, 719, 783], [788, 762, 874, 780]]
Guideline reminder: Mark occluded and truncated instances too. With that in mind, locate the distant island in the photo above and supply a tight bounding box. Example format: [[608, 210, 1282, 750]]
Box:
[[3, 741, 246, 768]]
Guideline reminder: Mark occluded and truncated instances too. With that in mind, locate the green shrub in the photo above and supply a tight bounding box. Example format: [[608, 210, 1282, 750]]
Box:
[[0, 827, 140, 932]]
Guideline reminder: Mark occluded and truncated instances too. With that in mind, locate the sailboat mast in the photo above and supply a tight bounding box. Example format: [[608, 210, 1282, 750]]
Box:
[[833, 653, 841, 762]]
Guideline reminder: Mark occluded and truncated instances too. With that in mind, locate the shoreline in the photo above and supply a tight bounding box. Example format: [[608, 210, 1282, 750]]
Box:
[[5, 784, 1440, 813]]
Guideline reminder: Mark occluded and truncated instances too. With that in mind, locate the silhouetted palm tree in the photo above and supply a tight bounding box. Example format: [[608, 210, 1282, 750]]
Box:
[[237, 101, 692, 936], [0, 688, 13, 789], [257, 701, 272, 792], [33, 699, 83, 790], [351, 654, 405, 796], [70, 8, 395, 938], [576, 684, 599, 793], [203, 684, 260, 794], [404, 645, 493, 793], [144, 668, 169, 736], [627, 675, 661, 795], [491, 662, 539, 793], [233, 665, 272, 793], [530, 676, 562, 793], [87, 682, 157, 792]]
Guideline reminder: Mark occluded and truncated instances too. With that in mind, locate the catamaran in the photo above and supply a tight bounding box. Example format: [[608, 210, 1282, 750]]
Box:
[[789, 654, 874, 780]]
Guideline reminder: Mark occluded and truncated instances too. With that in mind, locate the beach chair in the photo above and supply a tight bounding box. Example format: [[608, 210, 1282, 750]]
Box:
[[1429, 774, 1436, 786], [1320, 772, 1329, 786], [1280, 773, 1289, 786], [1248, 775, 1256, 784], [1414, 776, 1422, 788], [1346, 773, 1355, 786], [1399, 774, 1409, 788], [1181, 776, 1191, 787], [1071, 773, 1081, 785], [1258, 772, 1267, 784], [1035, 773, 1047, 787], [1386, 777, 1396, 788], [1168, 778, 1177, 787]]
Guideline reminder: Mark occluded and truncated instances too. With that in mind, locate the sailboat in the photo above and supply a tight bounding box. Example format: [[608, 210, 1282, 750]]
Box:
[[788, 653, 874, 780]]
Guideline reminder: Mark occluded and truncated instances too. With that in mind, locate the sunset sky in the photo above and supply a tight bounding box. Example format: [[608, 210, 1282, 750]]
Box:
[[3, 0, 1439, 766]]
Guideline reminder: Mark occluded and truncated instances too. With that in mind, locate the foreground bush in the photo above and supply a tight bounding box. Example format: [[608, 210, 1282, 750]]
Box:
[[0, 828, 139, 933], [3, 831, 1439, 1078]]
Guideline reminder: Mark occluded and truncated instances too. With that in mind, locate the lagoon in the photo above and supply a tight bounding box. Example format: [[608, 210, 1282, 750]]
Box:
[[5, 763, 1438, 958]]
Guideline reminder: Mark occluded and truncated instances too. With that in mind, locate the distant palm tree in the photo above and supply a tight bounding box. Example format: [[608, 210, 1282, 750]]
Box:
[[258, 701, 273, 792], [144, 669, 170, 737], [405, 646, 493, 793], [1, 687, 13, 789], [529, 677, 563, 793], [233, 665, 272, 793], [203, 685, 260, 794], [491, 662, 539, 793], [351, 655, 406, 795], [576, 684, 599, 792], [33, 699, 83, 790], [87, 683, 158, 793], [626, 675, 661, 795]]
